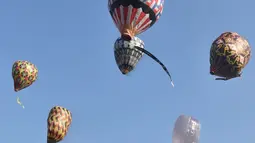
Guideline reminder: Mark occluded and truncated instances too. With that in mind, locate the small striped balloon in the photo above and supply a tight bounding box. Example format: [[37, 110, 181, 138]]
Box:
[[47, 106, 72, 143], [114, 36, 174, 86], [114, 36, 144, 74]]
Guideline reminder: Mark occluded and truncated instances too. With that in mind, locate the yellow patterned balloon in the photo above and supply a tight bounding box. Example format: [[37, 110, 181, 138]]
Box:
[[12, 60, 38, 92], [47, 106, 72, 143]]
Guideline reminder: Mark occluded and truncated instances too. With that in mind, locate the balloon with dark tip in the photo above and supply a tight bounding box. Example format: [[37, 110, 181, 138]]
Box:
[[210, 32, 251, 80], [172, 115, 201, 143], [114, 36, 174, 86]]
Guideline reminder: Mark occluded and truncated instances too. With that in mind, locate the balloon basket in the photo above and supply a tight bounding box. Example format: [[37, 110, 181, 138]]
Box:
[[47, 139, 56, 143]]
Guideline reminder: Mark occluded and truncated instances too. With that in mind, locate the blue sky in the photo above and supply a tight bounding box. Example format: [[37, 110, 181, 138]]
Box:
[[0, 0, 254, 143]]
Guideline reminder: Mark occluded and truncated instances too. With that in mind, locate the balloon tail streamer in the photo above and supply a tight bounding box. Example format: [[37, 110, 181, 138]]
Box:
[[135, 46, 174, 87], [17, 96, 25, 109]]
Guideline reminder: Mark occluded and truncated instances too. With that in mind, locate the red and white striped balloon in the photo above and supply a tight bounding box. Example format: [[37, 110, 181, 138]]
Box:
[[108, 0, 164, 40]]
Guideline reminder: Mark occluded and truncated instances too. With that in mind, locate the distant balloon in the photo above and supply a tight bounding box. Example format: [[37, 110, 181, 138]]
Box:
[[114, 36, 174, 86], [172, 115, 201, 143], [47, 106, 72, 143], [12, 60, 38, 92], [210, 32, 251, 80], [12, 60, 38, 108], [108, 0, 164, 40]]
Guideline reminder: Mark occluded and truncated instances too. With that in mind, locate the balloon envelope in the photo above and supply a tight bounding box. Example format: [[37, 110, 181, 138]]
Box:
[[47, 106, 72, 143], [172, 115, 201, 143], [12, 60, 38, 92], [114, 36, 174, 86], [114, 36, 144, 74], [210, 32, 251, 80], [108, 0, 164, 40]]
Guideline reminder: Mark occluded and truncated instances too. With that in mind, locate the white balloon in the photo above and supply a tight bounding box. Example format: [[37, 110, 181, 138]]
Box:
[[172, 115, 201, 143]]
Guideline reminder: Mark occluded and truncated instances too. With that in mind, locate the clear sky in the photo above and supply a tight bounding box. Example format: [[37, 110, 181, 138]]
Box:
[[0, 0, 254, 143]]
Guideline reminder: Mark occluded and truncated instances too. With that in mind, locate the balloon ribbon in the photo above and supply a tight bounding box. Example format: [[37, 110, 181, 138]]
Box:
[[17, 96, 25, 109], [134, 46, 174, 87]]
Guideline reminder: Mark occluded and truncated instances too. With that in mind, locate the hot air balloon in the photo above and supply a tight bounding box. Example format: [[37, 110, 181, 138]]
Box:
[[172, 115, 201, 143], [108, 0, 164, 40], [47, 106, 72, 143], [12, 60, 38, 108], [12, 60, 38, 91], [210, 32, 251, 80], [114, 36, 174, 86]]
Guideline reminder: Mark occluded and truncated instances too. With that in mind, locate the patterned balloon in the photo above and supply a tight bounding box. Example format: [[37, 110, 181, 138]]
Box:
[[108, 0, 164, 40], [114, 36, 174, 86], [47, 106, 72, 143], [12, 60, 38, 92], [172, 115, 201, 143], [210, 32, 251, 80]]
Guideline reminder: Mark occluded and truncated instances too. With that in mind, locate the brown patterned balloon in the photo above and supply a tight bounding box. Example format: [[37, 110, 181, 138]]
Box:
[[210, 32, 251, 80], [12, 60, 38, 92], [47, 106, 72, 143]]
